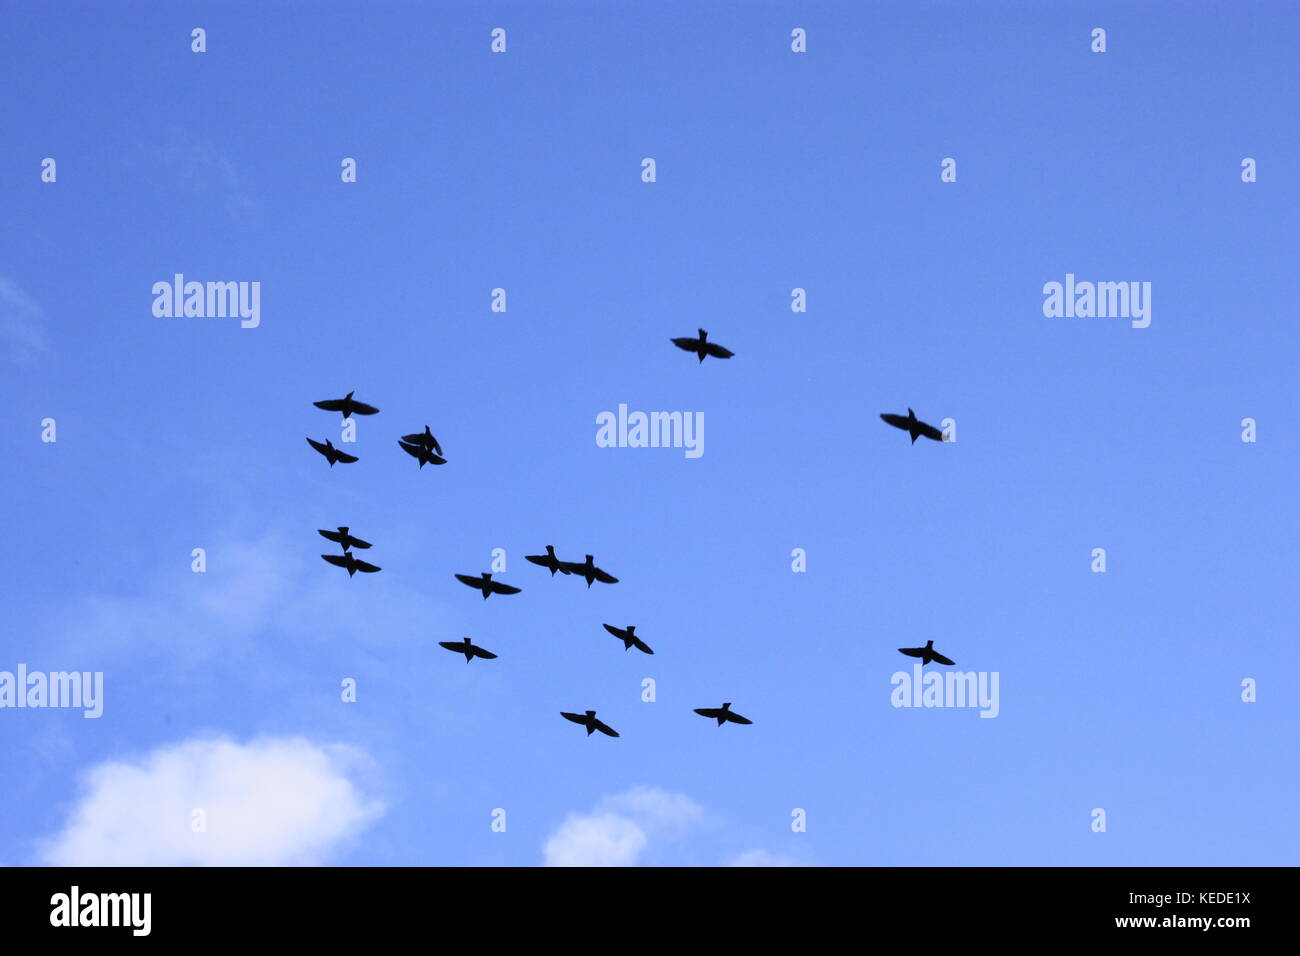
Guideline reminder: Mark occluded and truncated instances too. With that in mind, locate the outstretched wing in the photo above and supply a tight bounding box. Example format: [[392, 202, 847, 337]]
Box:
[[560, 712, 587, 726], [423, 449, 447, 466], [898, 646, 926, 658], [602, 623, 626, 638], [525, 554, 551, 568], [726, 712, 753, 725], [318, 529, 343, 544], [880, 414, 908, 430], [557, 561, 583, 575], [916, 421, 944, 442], [347, 535, 372, 549], [592, 567, 619, 584], [313, 398, 346, 412], [694, 708, 722, 719], [470, 645, 498, 660], [306, 437, 330, 454], [930, 650, 955, 666], [437, 641, 461, 653], [334, 449, 358, 463], [454, 573, 481, 588], [397, 440, 423, 459], [592, 719, 620, 738], [704, 342, 734, 359], [351, 558, 381, 573], [671, 336, 700, 351], [488, 580, 521, 595], [349, 400, 380, 415], [631, 637, 654, 655], [321, 554, 349, 568]]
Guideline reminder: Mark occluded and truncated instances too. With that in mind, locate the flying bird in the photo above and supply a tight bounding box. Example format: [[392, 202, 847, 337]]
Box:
[[897, 640, 955, 666], [454, 572, 522, 600], [320, 552, 381, 577], [560, 710, 620, 738], [880, 408, 944, 444], [398, 440, 447, 468], [317, 526, 371, 552], [524, 545, 570, 576], [602, 624, 653, 655], [693, 702, 752, 726], [558, 554, 619, 587], [306, 437, 358, 467], [438, 638, 498, 663], [671, 328, 734, 363], [401, 426, 442, 457], [313, 391, 380, 418]]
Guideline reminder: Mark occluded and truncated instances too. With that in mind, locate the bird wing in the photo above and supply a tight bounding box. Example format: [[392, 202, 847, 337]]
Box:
[[631, 637, 654, 655], [488, 580, 521, 595], [313, 399, 346, 412], [348, 536, 372, 549], [525, 554, 550, 568], [592, 567, 619, 583], [704, 342, 734, 359], [351, 558, 381, 573], [917, 421, 945, 442], [694, 708, 722, 719], [349, 400, 380, 415], [727, 712, 753, 725], [437, 641, 460, 653], [930, 651, 956, 666], [454, 573, 480, 588], [671, 336, 700, 351], [318, 529, 342, 543], [423, 450, 447, 465], [593, 720, 620, 738], [471, 646, 498, 660], [306, 437, 330, 454], [321, 554, 349, 568], [560, 712, 586, 725], [397, 440, 423, 459], [898, 647, 926, 658], [334, 449, 358, 463], [429, 437, 442, 456], [557, 561, 584, 574], [602, 624, 626, 638], [880, 414, 908, 430]]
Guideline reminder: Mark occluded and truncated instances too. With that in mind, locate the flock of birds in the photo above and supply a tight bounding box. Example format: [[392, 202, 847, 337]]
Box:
[[303, 331, 956, 738]]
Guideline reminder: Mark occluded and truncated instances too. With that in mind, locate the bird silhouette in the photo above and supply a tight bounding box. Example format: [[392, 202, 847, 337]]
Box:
[[693, 702, 752, 726], [438, 637, 498, 663], [313, 391, 380, 418], [454, 572, 522, 600], [401, 426, 442, 457], [398, 440, 447, 468], [880, 408, 944, 444], [306, 437, 358, 466], [671, 328, 734, 363], [317, 526, 371, 552], [602, 624, 653, 655], [897, 640, 955, 666], [321, 552, 381, 577], [525, 545, 571, 576], [558, 554, 619, 587], [560, 710, 620, 737]]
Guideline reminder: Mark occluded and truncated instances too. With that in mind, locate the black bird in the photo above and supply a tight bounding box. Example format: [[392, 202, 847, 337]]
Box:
[[401, 426, 442, 457], [558, 554, 619, 587], [313, 391, 380, 418], [306, 437, 359, 467], [671, 328, 734, 363], [321, 552, 381, 577], [897, 640, 955, 666], [398, 440, 447, 468], [560, 710, 620, 738], [317, 526, 371, 552], [693, 702, 753, 727], [602, 624, 653, 655], [438, 637, 498, 663], [525, 545, 570, 576], [454, 572, 522, 600], [880, 408, 944, 444]]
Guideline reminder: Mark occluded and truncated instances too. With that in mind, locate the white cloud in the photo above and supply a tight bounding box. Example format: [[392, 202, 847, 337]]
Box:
[[0, 278, 48, 361], [543, 786, 704, 867], [40, 736, 383, 866], [727, 848, 808, 867]]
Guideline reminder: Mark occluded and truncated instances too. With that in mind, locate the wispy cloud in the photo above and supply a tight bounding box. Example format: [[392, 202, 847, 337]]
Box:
[[543, 786, 705, 867], [159, 140, 260, 224], [39, 735, 383, 866], [0, 278, 49, 361]]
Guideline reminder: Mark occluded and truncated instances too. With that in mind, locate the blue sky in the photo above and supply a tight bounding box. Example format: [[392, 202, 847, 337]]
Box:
[[2, 0, 1297, 866]]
